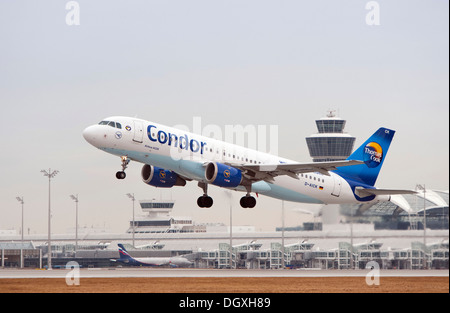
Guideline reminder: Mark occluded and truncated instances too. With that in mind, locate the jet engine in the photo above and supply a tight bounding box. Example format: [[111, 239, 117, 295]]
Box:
[[205, 162, 242, 188], [141, 164, 186, 188]]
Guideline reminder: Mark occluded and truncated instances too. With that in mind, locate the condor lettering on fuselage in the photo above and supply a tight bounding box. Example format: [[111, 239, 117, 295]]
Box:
[[147, 125, 207, 154]]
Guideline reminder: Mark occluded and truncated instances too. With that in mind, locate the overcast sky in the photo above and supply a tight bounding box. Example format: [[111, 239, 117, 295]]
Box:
[[0, 0, 448, 234]]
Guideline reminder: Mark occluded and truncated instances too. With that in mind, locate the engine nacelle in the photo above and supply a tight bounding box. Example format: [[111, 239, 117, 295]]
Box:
[[141, 164, 186, 188], [205, 162, 242, 188]]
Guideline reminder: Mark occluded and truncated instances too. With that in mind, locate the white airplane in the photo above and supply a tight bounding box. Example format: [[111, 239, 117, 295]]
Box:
[[113, 244, 193, 267], [83, 116, 414, 208]]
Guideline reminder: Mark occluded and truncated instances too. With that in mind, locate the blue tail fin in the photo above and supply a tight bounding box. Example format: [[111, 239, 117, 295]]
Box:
[[334, 127, 395, 186], [118, 244, 133, 261]]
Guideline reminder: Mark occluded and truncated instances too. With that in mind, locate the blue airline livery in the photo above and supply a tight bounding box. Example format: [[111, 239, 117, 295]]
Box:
[[114, 244, 193, 267], [83, 117, 415, 209]]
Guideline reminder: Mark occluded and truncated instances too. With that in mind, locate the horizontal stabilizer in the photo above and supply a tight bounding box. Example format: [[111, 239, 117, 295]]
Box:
[[355, 187, 417, 198]]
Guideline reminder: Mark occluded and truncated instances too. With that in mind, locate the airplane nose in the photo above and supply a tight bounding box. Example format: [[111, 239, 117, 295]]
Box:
[[83, 125, 99, 146]]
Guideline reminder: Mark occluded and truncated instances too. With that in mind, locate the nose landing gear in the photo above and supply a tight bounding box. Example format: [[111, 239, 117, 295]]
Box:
[[116, 156, 130, 180]]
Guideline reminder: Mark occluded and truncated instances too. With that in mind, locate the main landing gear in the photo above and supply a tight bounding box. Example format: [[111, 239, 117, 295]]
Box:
[[116, 156, 130, 180], [240, 195, 256, 208], [240, 185, 256, 208], [198, 195, 213, 208], [197, 182, 213, 208], [196, 183, 257, 208]]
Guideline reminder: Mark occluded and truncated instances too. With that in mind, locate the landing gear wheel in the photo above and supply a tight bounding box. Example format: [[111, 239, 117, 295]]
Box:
[[116, 171, 126, 179], [240, 196, 256, 208], [197, 196, 213, 208], [116, 156, 130, 180], [197, 182, 213, 208]]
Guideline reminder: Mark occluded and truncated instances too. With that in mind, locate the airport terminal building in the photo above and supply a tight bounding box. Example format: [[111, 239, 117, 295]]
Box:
[[1, 197, 448, 270]]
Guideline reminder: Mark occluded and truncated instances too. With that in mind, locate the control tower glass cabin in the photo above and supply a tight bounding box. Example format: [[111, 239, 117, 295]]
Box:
[[305, 111, 356, 162]]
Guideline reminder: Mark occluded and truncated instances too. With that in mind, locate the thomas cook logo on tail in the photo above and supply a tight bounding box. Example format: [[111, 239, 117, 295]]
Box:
[[363, 142, 383, 168]]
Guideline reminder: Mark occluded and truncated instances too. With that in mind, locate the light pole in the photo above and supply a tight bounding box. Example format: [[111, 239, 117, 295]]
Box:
[[70, 194, 79, 253], [41, 168, 59, 270], [225, 190, 233, 269], [15, 197, 24, 243], [229, 194, 233, 269], [16, 196, 24, 268], [281, 200, 285, 269], [422, 185, 427, 247], [126, 193, 136, 248], [423, 185, 427, 269], [418, 184, 427, 269]]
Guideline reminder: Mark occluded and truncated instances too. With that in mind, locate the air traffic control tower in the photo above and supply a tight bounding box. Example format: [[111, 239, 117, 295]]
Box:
[[306, 110, 356, 162]]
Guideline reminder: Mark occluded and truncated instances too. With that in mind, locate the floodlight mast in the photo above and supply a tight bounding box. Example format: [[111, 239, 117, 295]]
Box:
[[70, 194, 79, 253], [41, 168, 59, 270], [16, 197, 24, 243], [126, 193, 136, 248], [16, 196, 24, 268]]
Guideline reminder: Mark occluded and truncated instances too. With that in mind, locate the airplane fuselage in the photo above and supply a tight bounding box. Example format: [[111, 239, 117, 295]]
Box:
[[83, 116, 390, 207], [118, 256, 192, 267], [116, 244, 192, 267]]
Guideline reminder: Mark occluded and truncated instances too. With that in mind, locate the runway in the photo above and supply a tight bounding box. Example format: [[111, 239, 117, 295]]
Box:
[[0, 268, 448, 279]]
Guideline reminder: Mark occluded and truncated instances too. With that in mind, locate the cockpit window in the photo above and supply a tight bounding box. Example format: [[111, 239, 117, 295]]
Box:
[[98, 120, 122, 129]]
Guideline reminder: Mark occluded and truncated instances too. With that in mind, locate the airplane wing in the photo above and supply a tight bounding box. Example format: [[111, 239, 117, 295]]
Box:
[[226, 160, 364, 182]]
